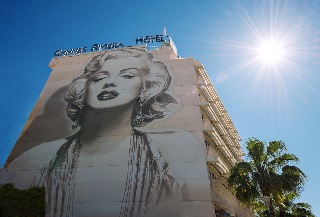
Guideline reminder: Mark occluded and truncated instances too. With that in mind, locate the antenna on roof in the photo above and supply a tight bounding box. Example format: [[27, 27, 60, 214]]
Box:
[[163, 26, 169, 37], [162, 26, 178, 56]]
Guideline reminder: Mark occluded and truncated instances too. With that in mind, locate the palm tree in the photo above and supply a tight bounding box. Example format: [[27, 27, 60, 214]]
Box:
[[228, 138, 306, 217], [280, 194, 315, 217], [287, 202, 315, 217]]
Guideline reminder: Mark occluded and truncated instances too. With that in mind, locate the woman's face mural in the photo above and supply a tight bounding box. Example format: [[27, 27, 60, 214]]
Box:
[[5, 47, 214, 217], [86, 57, 144, 109]]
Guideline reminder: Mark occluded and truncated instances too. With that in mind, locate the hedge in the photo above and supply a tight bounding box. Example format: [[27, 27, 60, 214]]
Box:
[[0, 183, 45, 217]]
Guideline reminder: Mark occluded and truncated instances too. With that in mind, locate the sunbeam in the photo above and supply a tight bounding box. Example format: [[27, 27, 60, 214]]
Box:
[[197, 0, 320, 110]]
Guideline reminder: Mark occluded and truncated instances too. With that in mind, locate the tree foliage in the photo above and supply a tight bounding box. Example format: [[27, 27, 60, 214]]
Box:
[[288, 202, 315, 217], [0, 183, 45, 217], [228, 138, 313, 216]]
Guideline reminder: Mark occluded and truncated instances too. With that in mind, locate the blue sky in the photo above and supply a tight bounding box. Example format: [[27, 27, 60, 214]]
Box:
[[1, 0, 319, 215]]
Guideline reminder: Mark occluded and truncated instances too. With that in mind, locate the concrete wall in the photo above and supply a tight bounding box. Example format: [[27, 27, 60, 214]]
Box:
[[4, 46, 215, 217], [209, 167, 254, 217], [0, 168, 13, 185]]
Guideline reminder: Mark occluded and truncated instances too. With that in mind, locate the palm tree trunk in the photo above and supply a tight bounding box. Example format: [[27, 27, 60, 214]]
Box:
[[269, 197, 275, 217]]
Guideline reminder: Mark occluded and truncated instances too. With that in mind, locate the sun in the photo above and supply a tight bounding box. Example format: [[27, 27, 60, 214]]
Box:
[[256, 38, 286, 64]]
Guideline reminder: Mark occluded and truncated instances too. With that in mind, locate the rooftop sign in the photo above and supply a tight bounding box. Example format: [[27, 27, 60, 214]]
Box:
[[53, 34, 167, 57]]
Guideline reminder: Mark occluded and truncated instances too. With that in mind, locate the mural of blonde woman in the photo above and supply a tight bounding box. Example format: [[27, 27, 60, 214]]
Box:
[[7, 47, 209, 217]]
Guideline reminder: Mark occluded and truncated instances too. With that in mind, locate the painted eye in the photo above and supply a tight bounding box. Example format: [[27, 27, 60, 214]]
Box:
[[92, 77, 107, 82], [121, 75, 135, 79]]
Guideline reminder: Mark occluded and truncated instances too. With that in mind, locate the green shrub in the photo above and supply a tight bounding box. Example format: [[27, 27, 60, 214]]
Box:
[[0, 183, 45, 217]]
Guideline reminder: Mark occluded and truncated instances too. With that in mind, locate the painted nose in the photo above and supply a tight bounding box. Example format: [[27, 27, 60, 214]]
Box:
[[102, 74, 117, 88]]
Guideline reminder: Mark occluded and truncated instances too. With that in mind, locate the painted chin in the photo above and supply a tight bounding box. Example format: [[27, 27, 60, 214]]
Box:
[[97, 90, 119, 101]]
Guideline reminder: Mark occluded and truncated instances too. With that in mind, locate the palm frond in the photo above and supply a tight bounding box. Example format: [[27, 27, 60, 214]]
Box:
[[269, 153, 299, 169]]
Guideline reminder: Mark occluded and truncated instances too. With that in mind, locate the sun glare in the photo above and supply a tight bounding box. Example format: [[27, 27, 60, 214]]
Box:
[[208, 0, 320, 79], [209, 0, 320, 110], [257, 39, 286, 64]]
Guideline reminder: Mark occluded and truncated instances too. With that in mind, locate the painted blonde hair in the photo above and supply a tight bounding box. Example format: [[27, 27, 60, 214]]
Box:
[[64, 47, 176, 128]]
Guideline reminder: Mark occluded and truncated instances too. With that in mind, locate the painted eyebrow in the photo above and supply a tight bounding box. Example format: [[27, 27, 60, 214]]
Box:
[[96, 71, 110, 76], [120, 68, 140, 74]]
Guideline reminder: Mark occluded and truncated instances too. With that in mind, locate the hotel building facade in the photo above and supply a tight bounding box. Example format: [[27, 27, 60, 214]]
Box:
[[2, 39, 254, 217]]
